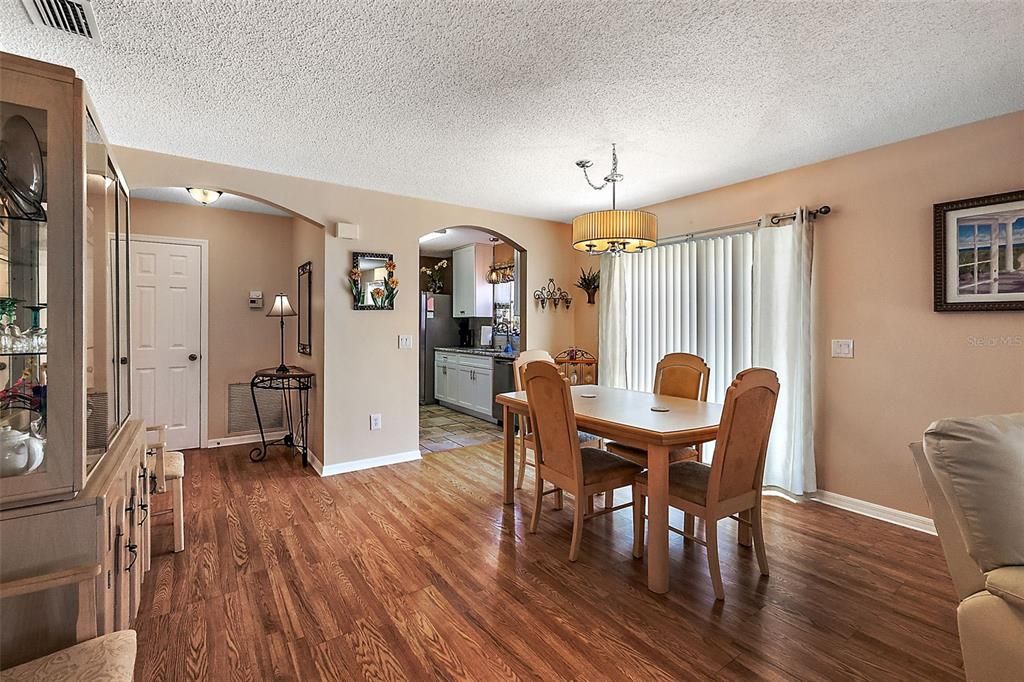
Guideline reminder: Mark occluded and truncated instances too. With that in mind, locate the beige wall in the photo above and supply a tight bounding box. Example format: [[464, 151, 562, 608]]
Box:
[[287, 217, 326, 458], [116, 147, 578, 468], [574, 111, 1024, 516], [131, 198, 303, 441]]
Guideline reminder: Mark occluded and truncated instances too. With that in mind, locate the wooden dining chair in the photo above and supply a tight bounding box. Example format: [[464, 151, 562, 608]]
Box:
[[606, 352, 710, 466], [631, 367, 780, 600], [514, 350, 599, 497], [524, 361, 643, 561], [146, 425, 185, 553]]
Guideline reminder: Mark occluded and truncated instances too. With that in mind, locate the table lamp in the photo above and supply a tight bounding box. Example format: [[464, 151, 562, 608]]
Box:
[[267, 293, 297, 373]]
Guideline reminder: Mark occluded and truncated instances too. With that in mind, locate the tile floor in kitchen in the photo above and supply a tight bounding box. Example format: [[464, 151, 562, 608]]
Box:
[[419, 404, 503, 454]]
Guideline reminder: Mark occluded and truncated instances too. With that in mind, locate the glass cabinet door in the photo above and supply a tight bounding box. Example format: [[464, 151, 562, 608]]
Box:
[[84, 111, 130, 475], [0, 59, 81, 507]]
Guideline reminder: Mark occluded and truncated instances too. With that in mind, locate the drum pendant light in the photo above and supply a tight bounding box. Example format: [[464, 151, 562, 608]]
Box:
[[571, 144, 657, 255]]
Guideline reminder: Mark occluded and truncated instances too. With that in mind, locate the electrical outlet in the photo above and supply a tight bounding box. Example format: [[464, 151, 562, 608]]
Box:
[[398, 334, 413, 349], [370, 413, 382, 431], [831, 339, 854, 358]]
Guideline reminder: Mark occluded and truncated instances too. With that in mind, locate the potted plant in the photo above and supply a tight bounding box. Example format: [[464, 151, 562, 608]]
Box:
[[420, 259, 448, 294], [575, 267, 600, 304]]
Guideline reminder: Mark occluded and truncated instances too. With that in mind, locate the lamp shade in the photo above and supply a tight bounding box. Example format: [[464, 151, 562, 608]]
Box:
[[267, 293, 297, 317], [571, 209, 658, 254]]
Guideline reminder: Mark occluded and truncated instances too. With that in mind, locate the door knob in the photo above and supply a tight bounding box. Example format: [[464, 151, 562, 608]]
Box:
[[119, 357, 128, 365], [188, 353, 198, 361]]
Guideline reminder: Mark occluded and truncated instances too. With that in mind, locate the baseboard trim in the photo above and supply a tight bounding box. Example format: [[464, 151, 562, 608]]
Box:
[[207, 431, 289, 449], [810, 490, 936, 535], [310, 449, 422, 477]]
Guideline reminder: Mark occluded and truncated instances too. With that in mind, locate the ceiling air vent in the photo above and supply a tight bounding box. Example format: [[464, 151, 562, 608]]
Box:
[[21, 0, 100, 40]]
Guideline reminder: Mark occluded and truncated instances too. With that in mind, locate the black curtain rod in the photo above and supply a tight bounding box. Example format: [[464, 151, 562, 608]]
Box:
[[769, 205, 832, 225]]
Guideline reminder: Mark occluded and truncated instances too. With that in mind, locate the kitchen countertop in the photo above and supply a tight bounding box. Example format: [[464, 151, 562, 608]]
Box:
[[435, 346, 518, 360]]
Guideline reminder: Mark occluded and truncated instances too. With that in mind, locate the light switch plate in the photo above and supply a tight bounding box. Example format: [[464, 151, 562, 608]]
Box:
[[370, 413, 382, 431], [831, 339, 854, 358], [398, 334, 413, 349]]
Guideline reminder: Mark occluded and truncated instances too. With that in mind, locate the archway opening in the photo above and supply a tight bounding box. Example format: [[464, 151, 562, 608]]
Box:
[[416, 225, 527, 455], [127, 186, 325, 461]]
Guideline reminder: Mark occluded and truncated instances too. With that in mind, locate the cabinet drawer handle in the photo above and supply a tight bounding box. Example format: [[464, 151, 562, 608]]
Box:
[[125, 543, 138, 572]]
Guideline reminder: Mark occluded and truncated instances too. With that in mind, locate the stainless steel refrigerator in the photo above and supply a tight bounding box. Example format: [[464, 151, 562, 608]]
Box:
[[419, 293, 460, 404]]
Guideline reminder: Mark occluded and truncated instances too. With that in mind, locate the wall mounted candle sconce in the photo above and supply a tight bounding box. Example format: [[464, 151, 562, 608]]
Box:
[[534, 279, 572, 310]]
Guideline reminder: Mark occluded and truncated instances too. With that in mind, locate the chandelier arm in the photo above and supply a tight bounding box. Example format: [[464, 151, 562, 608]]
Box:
[[581, 165, 608, 191]]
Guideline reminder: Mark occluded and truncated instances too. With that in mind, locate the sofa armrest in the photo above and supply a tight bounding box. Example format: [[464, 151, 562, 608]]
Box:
[[986, 566, 1024, 609]]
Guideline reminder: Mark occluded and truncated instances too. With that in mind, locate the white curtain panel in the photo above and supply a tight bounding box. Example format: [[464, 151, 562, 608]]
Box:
[[599, 253, 627, 388], [753, 210, 816, 494], [598, 210, 817, 495]]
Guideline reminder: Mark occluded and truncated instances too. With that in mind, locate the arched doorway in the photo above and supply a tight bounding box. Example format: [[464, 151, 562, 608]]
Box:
[[417, 225, 527, 455], [127, 186, 325, 452]]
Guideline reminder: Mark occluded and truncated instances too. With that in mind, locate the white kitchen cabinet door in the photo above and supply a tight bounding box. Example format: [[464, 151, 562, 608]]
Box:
[[456, 367, 474, 408], [452, 244, 493, 317], [434, 360, 448, 401], [468, 368, 493, 414]]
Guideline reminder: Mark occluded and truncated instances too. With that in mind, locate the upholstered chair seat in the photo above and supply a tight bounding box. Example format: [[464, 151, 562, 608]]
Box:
[[605, 442, 699, 467], [580, 447, 643, 485], [0, 630, 137, 682], [164, 451, 185, 480], [635, 460, 711, 505]]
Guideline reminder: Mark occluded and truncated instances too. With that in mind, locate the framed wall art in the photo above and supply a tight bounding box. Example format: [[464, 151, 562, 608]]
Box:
[[933, 189, 1024, 312]]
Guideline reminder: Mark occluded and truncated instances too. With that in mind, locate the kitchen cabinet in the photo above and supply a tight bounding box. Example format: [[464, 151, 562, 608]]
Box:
[[452, 244, 493, 318], [434, 351, 495, 420], [434, 352, 453, 402]]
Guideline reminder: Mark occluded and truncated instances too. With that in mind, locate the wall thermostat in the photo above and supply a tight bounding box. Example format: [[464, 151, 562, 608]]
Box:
[[249, 291, 263, 309]]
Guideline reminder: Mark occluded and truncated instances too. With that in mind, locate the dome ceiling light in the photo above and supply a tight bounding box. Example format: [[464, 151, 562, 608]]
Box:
[[186, 187, 223, 205], [571, 144, 657, 255]]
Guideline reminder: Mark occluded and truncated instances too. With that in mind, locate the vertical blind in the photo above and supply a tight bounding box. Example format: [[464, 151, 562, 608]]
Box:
[[602, 233, 754, 403]]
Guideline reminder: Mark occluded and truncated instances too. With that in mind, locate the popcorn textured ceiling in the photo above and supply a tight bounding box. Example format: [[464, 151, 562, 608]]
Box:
[[2, 0, 1021, 221]]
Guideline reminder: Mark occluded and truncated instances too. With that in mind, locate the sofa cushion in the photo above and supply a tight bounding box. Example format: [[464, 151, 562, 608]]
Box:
[[924, 413, 1024, 572], [1, 630, 136, 681], [986, 566, 1024, 610]]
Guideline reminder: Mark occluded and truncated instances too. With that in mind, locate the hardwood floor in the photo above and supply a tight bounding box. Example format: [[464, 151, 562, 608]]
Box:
[[135, 442, 964, 681]]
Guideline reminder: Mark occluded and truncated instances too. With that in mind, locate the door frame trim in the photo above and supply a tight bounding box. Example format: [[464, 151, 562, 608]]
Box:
[[130, 234, 210, 449]]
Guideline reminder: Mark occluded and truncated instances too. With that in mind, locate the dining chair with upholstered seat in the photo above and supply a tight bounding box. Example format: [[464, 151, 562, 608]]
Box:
[[606, 352, 710, 467], [514, 350, 600, 503], [631, 367, 780, 600], [524, 360, 643, 561]]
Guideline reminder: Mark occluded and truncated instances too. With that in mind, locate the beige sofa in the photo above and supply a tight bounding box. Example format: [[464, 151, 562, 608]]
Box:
[[910, 413, 1024, 682]]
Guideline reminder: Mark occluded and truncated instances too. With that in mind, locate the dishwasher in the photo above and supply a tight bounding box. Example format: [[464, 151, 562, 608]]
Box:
[[492, 358, 516, 424]]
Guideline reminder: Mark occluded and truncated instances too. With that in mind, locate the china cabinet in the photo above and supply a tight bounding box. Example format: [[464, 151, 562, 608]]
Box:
[[0, 52, 150, 669]]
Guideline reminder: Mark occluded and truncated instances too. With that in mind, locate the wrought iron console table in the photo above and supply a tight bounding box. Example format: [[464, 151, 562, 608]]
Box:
[[249, 366, 314, 467]]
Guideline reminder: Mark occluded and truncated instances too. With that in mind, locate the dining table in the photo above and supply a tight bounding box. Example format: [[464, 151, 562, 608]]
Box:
[[496, 384, 724, 594]]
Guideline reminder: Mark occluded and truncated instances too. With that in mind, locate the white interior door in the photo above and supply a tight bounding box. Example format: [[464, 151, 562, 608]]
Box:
[[130, 239, 203, 450]]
